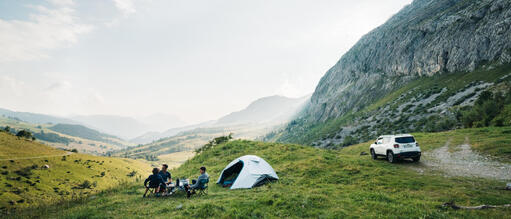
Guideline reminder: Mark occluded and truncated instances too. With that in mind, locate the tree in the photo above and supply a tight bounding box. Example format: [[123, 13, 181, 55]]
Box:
[[3, 126, 10, 133], [16, 130, 33, 140], [459, 90, 511, 128], [195, 134, 234, 153]]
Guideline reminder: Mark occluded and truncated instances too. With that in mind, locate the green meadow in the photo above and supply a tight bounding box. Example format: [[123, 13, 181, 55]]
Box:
[[8, 128, 510, 218], [0, 132, 151, 213]]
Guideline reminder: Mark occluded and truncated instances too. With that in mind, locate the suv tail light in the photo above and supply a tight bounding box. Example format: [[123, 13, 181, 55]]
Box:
[[416, 142, 419, 147], [393, 144, 399, 148]]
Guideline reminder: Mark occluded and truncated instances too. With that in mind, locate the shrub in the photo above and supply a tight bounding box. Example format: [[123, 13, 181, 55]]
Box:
[[74, 180, 92, 189], [424, 115, 456, 132], [195, 134, 233, 153], [16, 130, 33, 140], [341, 136, 357, 147], [14, 167, 32, 178], [459, 89, 511, 128], [127, 171, 137, 177]]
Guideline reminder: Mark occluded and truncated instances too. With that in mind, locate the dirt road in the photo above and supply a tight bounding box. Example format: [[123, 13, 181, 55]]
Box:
[[417, 138, 511, 181]]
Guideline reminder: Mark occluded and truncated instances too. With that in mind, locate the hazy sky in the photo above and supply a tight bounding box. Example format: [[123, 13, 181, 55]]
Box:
[[0, 0, 412, 124]]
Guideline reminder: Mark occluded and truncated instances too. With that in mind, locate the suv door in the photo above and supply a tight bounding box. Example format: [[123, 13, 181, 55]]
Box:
[[375, 137, 384, 154]]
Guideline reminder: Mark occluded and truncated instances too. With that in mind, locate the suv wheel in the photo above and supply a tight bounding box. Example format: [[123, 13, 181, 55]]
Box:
[[370, 149, 377, 160], [387, 151, 396, 163], [412, 156, 420, 162]]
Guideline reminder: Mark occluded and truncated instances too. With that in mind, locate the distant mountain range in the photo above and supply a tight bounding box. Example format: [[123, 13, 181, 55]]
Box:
[[215, 95, 310, 126], [69, 114, 184, 140], [0, 108, 187, 140], [0, 108, 77, 125], [130, 95, 310, 144], [1, 94, 309, 146]]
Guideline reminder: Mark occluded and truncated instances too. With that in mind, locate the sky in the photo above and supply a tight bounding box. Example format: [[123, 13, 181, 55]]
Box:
[[0, 0, 412, 124]]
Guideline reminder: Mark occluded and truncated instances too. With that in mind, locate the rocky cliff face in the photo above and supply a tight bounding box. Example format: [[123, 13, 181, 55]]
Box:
[[308, 0, 511, 122]]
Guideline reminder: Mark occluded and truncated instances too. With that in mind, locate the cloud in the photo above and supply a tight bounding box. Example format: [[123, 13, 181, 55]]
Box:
[[46, 80, 72, 91], [87, 91, 106, 105], [0, 76, 26, 96], [112, 0, 136, 15], [0, 0, 93, 62], [0, 75, 108, 116]]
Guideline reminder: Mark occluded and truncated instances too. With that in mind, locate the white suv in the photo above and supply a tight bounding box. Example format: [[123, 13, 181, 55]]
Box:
[[369, 134, 421, 163]]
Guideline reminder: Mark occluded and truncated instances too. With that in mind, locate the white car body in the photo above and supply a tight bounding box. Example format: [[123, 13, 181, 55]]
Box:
[[369, 134, 421, 162]]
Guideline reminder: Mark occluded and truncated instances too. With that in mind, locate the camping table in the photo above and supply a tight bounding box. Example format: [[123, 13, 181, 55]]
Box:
[[174, 178, 190, 193]]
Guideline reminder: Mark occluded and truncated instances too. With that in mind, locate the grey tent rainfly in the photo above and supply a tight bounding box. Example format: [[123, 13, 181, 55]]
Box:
[[217, 155, 278, 189]]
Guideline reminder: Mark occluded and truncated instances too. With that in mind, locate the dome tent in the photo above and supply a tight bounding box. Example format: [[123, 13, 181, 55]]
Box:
[[217, 155, 278, 189]]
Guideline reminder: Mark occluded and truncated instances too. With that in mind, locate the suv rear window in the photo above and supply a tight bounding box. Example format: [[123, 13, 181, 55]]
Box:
[[395, 137, 415, 143]]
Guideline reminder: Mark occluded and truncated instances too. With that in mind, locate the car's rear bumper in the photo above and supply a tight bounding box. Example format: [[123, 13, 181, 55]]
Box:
[[396, 151, 421, 158]]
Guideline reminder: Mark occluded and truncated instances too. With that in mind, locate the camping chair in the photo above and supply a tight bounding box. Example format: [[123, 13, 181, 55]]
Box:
[[197, 177, 209, 196], [144, 186, 161, 198]]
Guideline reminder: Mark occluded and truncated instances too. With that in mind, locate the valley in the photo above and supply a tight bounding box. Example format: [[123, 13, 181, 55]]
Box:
[[0, 116, 133, 155], [1, 0, 511, 218], [112, 95, 308, 162]]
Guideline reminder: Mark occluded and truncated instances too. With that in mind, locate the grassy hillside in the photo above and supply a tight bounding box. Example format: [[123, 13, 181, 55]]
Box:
[[0, 132, 151, 213], [0, 116, 134, 155], [272, 63, 511, 147], [48, 124, 124, 146], [15, 129, 511, 218]]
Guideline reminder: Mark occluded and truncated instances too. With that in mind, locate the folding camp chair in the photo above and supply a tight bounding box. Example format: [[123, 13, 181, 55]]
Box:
[[144, 186, 161, 198], [197, 177, 209, 196]]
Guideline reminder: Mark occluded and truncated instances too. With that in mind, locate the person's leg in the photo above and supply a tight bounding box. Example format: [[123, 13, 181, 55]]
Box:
[[186, 185, 191, 198], [156, 186, 162, 197], [143, 187, 149, 197], [160, 184, 165, 194]]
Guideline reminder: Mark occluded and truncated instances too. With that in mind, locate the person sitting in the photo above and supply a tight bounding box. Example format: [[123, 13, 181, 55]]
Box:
[[143, 167, 164, 197], [185, 166, 209, 198], [159, 164, 173, 194]]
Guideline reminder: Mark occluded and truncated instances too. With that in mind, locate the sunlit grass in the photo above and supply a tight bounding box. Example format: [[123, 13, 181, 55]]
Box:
[[0, 132, 151, 212], [12, 132, 511, 218]]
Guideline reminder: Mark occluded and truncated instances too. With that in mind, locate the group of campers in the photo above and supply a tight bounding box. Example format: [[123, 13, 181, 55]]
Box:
[[142, 155, 279, 197], [143, 164, 209, 198]]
